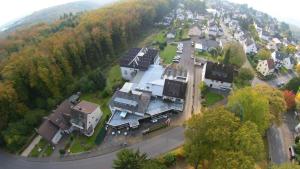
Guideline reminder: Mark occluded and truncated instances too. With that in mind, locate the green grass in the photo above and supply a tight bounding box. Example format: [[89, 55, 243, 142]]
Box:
[[195, 51, 223, 62], [29, 139, 51, 157], [105, 65, 123, 93], [204, 91, 224, 106], [153, 30, 166, 43], [182, 28, 190, 40], [160, 44, 177, 64], [41, 145, 54, 157]]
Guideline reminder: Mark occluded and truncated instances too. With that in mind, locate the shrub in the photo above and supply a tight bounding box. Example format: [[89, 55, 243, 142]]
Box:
[[163, 153, 176, 167], [59, 149, 66, 155]]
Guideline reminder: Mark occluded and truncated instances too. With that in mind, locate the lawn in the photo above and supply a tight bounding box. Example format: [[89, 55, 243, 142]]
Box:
[[195, 51, 223, 63], [29, 139, 53, 157], [203, 91, 224, 106], [138, 29, 166, 47], [160, 44, 177, 64]]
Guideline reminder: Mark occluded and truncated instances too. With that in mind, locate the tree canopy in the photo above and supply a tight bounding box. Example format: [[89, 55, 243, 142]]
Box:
[[227, 87, 270, 134], [184, 107, 263, 169], [256, 48, 271, 60], [223, 42, 246, 68]]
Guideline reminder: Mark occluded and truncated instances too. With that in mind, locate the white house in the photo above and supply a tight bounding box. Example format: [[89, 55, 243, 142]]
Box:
[[243, 38, 257, 54], [195, 39, 222, 52], [202, 61, 234, 90], [166, 31, 176, 39], [71, 101, 103, 137], [272, 51, 294, 70], [256, 59, 275, 76]]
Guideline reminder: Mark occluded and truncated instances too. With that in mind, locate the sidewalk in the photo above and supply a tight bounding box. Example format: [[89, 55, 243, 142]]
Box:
[[21, 135, 42, 157]]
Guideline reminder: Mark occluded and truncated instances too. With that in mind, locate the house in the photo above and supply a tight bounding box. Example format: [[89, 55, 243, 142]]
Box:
[[108, 59, 188, 129], [37, 100, 73, 145], [202, 61, 234, 90], [271, 51, 294, 70], [243, 38, 257, 54], [188, 26, 202, 37], [195, 39, 222, 52], [256, 59, 275, 76], [120, 48, 159, 81], [166, 30, 176, 39], [38, 94, 103, 144], [261, 31, 270, 41], [70, 101, 103, 137]]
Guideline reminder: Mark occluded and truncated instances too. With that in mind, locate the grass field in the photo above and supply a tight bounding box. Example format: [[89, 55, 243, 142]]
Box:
[[160, 44, 177, 64], [29, 139, 53, 157], [204, 91, 224, 106]]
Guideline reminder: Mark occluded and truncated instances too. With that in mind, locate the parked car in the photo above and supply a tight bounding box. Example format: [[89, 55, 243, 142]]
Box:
[[176, 50, 183, 54], [289, 146, 295, 160]]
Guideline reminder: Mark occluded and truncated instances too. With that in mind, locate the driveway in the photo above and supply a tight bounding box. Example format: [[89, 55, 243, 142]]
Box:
[[0, 127, 184, 169]]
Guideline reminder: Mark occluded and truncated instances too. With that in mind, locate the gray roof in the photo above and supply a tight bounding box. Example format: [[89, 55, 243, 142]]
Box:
[[245, 38, 255, 46], [275, 51, 289, 61], [110, 91, 151, 114], [199, 39, 220, 49]]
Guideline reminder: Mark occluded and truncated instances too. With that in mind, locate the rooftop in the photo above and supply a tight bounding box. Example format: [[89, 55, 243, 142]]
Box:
[[204, 61, 234, 83], [120, 48, 158, 70], [72, 101, 99, 114], [163, 79, 187, 99]]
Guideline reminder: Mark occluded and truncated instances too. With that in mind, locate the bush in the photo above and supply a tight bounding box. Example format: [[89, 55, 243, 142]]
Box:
[[59, 149, 66, 155], [163, 153, 176, 167]]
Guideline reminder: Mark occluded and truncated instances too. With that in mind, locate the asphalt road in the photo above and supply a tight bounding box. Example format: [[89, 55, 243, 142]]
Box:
[[0, 127, 184, 169]]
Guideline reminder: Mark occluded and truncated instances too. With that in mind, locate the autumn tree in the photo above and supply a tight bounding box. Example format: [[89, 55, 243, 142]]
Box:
[[211, 151, 255, 169], [271, 163, 300, 169], [256, 48, 271, 60], [253, 84, 287, 125], [283, 90, 296, 110], [223, 42, 246, 68], [233, 121, 264, 161], [227, 87, 270, 134], [285, 77, 300, 93]]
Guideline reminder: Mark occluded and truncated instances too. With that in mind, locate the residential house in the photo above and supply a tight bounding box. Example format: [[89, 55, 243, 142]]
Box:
[[166, 30, 176, 39], [37, 94, 103, 144], [271, 51, 294, 70], [70, 101, 103, 137], [261, 31, 270, 41], [256, 59, 275, 76], [202, 61, 234, 90], [195, 39, 222, 53], [188, 26, 202, 37], [243, 38, 257, 54], [120, 48, 159, 81]]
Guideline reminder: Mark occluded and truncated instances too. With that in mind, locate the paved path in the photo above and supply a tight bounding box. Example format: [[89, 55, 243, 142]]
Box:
[[21, 135, 42, 157], [0, 127, 184, 169]]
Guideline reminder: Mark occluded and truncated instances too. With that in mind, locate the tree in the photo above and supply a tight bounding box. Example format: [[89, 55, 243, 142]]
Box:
[[233, 122, 264, 161], [253, 84, 287, 125], [184, 107, 240, 169], [283, 90, 296, 110], [248, 24, 260, 41], [256, 48, 271, 60], [271, 163, 300, 169], [223, 42, 246, 68], [285, 77, 300, 93], [211, 151, 255, 169], [286, 44, 297, 55], [113, 149, 148, 169], [296, 64, 300, 74], [227, 87, 270, 134], [238, 68, 254, 81]]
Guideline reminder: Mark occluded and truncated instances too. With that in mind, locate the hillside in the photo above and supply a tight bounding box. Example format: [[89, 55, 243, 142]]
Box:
[[0, 0, 175, 152], [0, 0, 118, 37]]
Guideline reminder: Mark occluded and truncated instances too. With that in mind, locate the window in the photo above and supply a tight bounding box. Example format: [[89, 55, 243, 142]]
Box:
[[124, 70, 127, 75]]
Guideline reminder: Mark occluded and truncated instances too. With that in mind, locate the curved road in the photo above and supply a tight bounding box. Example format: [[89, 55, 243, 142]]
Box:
[[0, 127, 184, 169]]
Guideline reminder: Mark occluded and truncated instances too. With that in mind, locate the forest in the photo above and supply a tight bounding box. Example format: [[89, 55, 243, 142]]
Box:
[[0, 0, 177, 152]]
